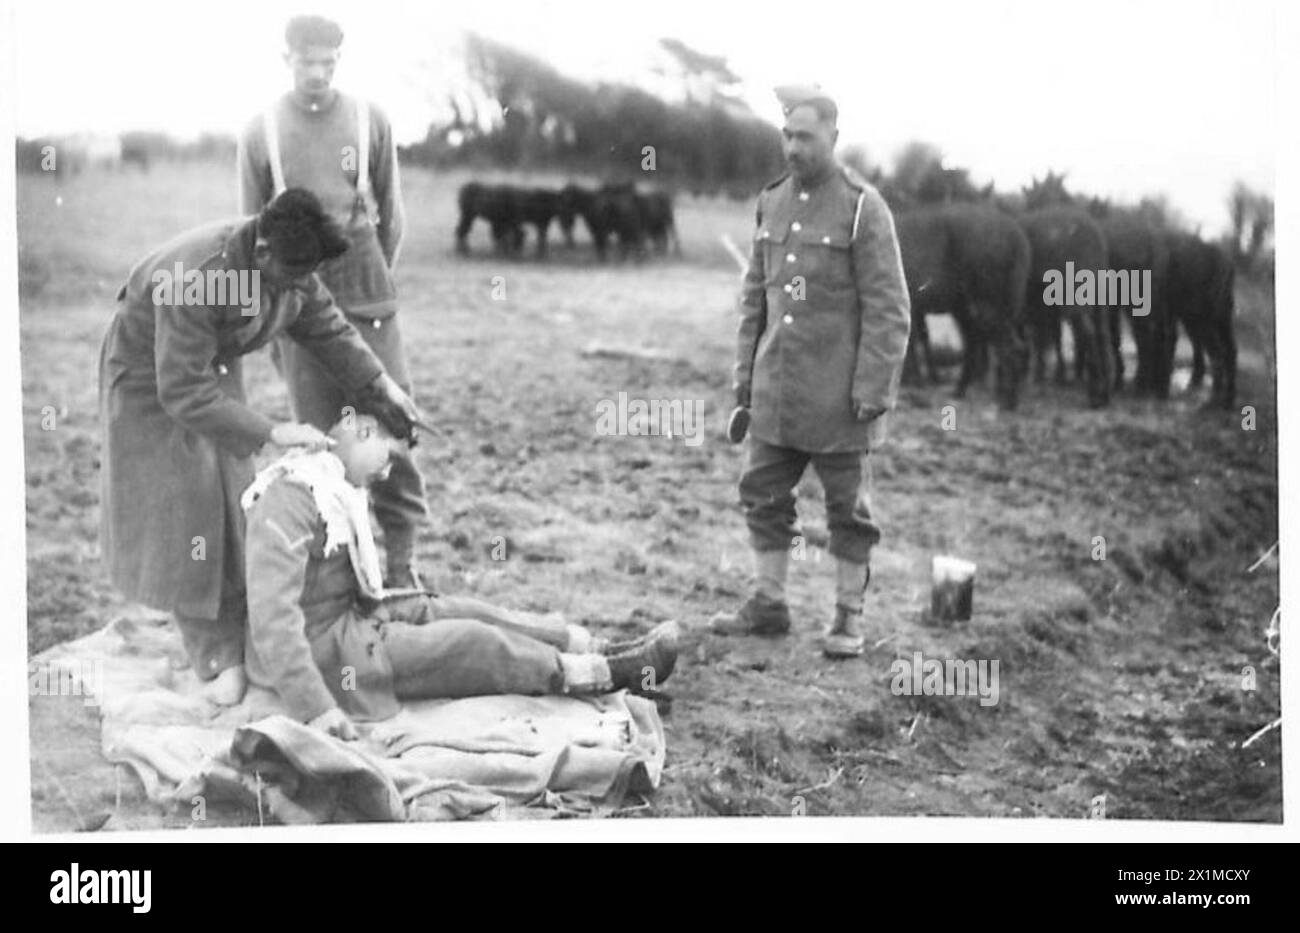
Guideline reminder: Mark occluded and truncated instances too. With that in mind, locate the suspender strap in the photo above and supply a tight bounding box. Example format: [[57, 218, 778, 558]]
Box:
[[264, 96, 375, 218], [262, 106, 286, 195], [355, 97, 372, 205]]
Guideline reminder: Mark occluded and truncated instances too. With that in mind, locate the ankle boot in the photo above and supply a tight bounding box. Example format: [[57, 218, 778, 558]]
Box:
[[754, 548, 790, 603], [607, 621, 681, 693], [710, 592, 792, 636], [822, 604, 865, 658], [834, 558, 870, 609], [710, 548, 792, 636], [823, 558, 869, 658]]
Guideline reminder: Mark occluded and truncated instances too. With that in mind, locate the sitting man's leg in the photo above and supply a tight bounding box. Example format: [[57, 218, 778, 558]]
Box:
[[384, 618, 569, 697], [420, 593, 605, 653], [380, 616, 679, 699]]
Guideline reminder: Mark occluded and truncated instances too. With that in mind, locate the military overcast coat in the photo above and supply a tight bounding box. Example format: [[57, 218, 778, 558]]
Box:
[[734, 166, 911, 453], [98, 218, 386, 620]]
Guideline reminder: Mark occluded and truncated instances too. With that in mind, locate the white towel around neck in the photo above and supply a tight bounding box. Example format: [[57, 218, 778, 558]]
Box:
[[241, 450, 386, 600]]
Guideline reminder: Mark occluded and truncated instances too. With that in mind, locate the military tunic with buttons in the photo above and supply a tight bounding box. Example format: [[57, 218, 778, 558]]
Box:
[[733, 165, 910, 564], [735, 166, 911, 453]]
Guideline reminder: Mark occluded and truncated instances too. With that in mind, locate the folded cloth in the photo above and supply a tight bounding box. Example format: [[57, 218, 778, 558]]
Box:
[[33, 614, 666, 823], [241, 450, 386, 600]]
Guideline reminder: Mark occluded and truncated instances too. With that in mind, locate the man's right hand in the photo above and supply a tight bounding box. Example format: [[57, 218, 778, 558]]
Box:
[[309, 707, 358, 741], [734, 383, 751, 409], [269, 422, 335, 451]]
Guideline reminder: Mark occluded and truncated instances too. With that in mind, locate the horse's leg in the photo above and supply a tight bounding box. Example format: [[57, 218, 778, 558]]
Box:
[[455, 210, 474, 255], [1073, 307, 1113, 408], [1108, 306, 1124, 390], [1052, 309, 1068, 384], [954, 311, 977, 398], [1189, 325, 1206, 388], [992, 308, 1025, 411], [1216, 315, 1238, 409]]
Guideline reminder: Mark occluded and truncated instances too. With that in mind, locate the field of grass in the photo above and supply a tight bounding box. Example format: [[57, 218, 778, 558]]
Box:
[[20, 161, 1281, 828]]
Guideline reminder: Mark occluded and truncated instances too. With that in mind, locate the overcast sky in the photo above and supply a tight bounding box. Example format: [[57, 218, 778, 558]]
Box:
[[10, 0, 1277, 233]]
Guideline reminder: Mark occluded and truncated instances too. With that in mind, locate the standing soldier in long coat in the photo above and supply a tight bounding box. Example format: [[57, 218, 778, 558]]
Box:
[[711, 86, 911, 658], [237, 14, 431, 589], [99, 188, 421, 703]]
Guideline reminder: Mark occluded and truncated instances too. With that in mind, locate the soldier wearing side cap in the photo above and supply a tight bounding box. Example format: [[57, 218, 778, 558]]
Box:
[[712, 86, 911, 658]]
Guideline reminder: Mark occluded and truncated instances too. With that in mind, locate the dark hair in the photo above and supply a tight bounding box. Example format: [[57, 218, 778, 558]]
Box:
[[285, 15, 344, 52], [790, 96, 838, 126], [257, 188, 349, 266]]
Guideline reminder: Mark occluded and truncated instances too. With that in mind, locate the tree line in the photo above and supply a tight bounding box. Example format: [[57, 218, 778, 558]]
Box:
[[400, 33, 785, 197]]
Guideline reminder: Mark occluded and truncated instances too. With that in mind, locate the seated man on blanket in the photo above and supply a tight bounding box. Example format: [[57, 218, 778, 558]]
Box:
[[242, 412, 680, 740]]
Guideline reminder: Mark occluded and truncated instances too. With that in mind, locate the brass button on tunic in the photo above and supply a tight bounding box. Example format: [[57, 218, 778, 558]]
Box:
[[733, 167, 912, 454]]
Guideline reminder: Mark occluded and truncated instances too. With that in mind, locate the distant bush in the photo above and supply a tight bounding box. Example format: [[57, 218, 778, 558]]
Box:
[[15, 132, 237, 174]]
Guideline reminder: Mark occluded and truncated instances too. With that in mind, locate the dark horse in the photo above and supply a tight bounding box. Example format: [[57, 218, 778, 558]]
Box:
[[1026, 174, 1175, 398], [1019, 204, 1115, 407], [636, 190, 680, 256], [455, 183, 560, 257], [895, 202, 1032, 410], [1165, 231, 1237, 407], [558, 182, 646, 260]]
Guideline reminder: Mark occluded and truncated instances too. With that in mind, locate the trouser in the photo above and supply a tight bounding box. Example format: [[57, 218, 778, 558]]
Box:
[[175, 595, 245, 681], [379, 593, 583, 649], [173, 505, 246, 680], [273, 316, 429, 573], [739, 439, 882, 564], [378, 594, 567, 698]]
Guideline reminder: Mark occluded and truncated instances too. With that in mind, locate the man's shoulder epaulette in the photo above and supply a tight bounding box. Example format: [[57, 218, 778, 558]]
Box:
[[755, 173, 790, 222], [839, 168, 880, 240], [763, 172, 791, 192], [839, 164, 872, 193]]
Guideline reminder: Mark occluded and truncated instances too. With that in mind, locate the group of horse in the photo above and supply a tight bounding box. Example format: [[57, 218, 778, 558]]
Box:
[[455, 181, 680, 260], [453, 171, 1235, 411], [895, 175, 1238, 411]]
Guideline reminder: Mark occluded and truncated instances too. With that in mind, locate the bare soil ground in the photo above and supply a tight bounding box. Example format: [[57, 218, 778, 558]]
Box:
[[20, 163, 1280, 829]]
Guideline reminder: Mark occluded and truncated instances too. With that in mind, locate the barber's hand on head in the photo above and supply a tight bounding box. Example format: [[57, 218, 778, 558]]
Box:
[[309, 707, 358, 741], [269, 422, 335, 451]]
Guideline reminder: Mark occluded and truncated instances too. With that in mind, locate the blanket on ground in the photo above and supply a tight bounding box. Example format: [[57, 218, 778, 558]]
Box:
[[33, 614, 665, 822]]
